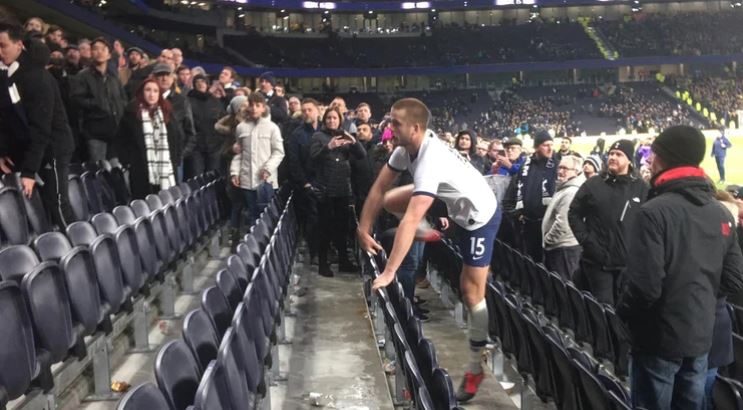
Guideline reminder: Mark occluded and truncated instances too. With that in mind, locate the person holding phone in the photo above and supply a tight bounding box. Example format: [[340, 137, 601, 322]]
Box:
[[491, 137, 525, 176], [310, 106, 366, 277]]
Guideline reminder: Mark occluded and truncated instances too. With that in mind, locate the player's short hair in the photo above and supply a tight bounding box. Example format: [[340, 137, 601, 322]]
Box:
[[301, 97, 320, 108], [391, 98, 430, 129]]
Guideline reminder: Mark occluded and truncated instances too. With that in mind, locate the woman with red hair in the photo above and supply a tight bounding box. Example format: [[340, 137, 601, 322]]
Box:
[[115, 77, 177, 199]]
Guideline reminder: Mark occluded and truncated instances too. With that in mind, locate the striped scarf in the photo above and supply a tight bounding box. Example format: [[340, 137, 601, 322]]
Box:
[[141, 108, 175, 189]]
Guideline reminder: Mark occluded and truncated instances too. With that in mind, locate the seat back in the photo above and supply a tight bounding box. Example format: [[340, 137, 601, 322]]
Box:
[[81, 171, 106, 215], [236, 243, 257, 275], [216, 269, 243, 311], [0, 245, 40, 282], [0, 186, 30, 246], [2, 173, 51, 236], [21, 262, 76, 363], [545, 331, 579, 410], [154, 340, 201, 410], [0, 281, 37, 403], [67, 174, 90, 222], [146, 194, 165, 213], [566, 282, 591, 344], [183, 309, 220, 373], [158, 190, 175, 206], [112, 225, 146, 294], [94, 169, 118, 211], [34, 232, 73, 262], [113, 205, 137, 226], [66, 221, 99, 247], [226, 255, 249, 291], [430, 367, 457, 410], [92, 212, 121, 235], [201, 286, 232, 338], [192, 361, 230, 410], [130, 199, 152, 218], [217, 328, 252, 409], [231, 301, 262, 394], [584, 294, 613, 361], [116, 382, 170, 410], [107, 166, 131, 205], [574, 359, 612, 410], [714, 375, 743, 410], [60, 247, 104, 334]]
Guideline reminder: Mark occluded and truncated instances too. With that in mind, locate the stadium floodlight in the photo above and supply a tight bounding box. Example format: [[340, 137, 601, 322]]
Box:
[[303, 1, 319, 8], [495, 0, 515, 5], [319, 2, 336, 9], [401, 2, 416, 9], [416, 2, 431, 8]]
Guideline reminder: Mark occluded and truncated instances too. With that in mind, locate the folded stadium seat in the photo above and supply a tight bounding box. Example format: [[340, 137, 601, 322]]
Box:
[[485, 282, 502, 347], [0, 185, 31, 246], [182, 308, 220, 373], [168, 186, 183, 201], [251, 221, 271, 250], [0, 281, 42, 406], [714, 375, 743, 410], [550, 272, 573, 331], [515, 252, 533, 298], [116, 382, 171, 410], [216, 269, 243, 311], [522, 310, 555, 402], [58, 245, 112, 334], [103, 165, 131, 206], [178, 182, 192, 197], [505, 295, 534, 378], [94, 169, 118, 211], [604, 306, 630, 379], [526, 259, 544, 307], [147, 194, 183, 256], [66, 221, 130, 314], [204, 184, 219, 228], [403, 349, 435, 410], [91, 213, 146, 295], [131, 199, 175, 267], [173, 197, 194, 250], [2, 173, 52, 237], [244, 281, 271, 372], [583, 293, 614, 362], [67, 174, 91, 222], [544, 330, 580, 410], [191, 190, 209, 235], [573, 359, 613, 410], [192, 361, 230, 410], [34, 232, 73, 262], [414, 338, 438, 388], [503, 245, 521, 290], [566, 282, 592, 345], [21, 262, 87, 365], [231, 300, 266, 400], [608, 391, 632, 410], [404, 318, 423, 355], [596, 373, 629, 407], [537, 264, 558, 318], [0, 245, 40, 282], [113, 206, 163, 282], [226, 255, 249, 292], [729, 334, 743, 381], [491, 283, 517, 360], [201, 286, 232, 338], [217, 328, 254, 409], [236, 243, 257, 277], [154, 339, 202, 410], [158, 189, 175, 206], [241, 234, 262, 267], [183, 195, 202, 243], [81, 171, 106, 215], [429, 368, 458, 410]]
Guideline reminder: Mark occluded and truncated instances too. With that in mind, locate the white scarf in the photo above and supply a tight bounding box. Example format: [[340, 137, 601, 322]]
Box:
[[141, 108, 175, 189]]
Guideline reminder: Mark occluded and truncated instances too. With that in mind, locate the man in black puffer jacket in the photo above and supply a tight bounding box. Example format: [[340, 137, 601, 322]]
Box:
[[617, 125, 743, 410], [568, 139, 649, 304], [186, 74, 225, 178]]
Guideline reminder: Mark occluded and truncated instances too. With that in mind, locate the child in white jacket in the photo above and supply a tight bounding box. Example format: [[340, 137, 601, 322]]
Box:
[[229, 93, 284, 249]]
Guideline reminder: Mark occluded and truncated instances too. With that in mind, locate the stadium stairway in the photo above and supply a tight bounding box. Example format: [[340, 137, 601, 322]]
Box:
[[578, 18, 619, 61]]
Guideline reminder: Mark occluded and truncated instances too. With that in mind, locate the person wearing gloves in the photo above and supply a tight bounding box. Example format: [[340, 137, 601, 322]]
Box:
[[542, 155, 585, 280], [229, 93, 284, 250]]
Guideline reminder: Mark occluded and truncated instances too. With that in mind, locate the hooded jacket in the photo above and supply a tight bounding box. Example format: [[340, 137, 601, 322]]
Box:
[[617, 167, 743, 359], [0, 42, 74, 178], [542, 174, 584, 250], [188, 88, 225, 153], [503, 154, 558, 220], [568, 171, 649, 269], [229, 114, 284, 189]]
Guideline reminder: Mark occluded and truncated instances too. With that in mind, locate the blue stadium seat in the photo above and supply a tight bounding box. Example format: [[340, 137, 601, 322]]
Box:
[[34, 232, 73, 263], [216, 269, 243, 311], [2, 173, 51, 236], [429, 368, 458, 410], [59, 246, 110, 334], [0, 281, 40, 407], [192, 361, 229, 410], [182, 309, 220, 373], [116, 382, 170, 410], [201, 286, 232, 338], [217, 328, 254, 409], [0, 185, 30, 246], [67, 174, 90, 222], [155, 340, 201, 410], [231, 300, 264, 398], [714, 375, 743, 410], [0, 245, 40, 282], [92, 213, 146, 295], [226, 255, 249, 291]]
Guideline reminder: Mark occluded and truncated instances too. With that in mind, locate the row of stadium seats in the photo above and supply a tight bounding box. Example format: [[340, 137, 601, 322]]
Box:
[[116, 193, 298, 410], [0, 167, 226, 410], [361, 249, 461, 410]]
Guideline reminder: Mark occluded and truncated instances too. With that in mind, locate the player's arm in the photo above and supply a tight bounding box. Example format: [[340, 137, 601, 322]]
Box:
[[372, 193, 434, 291], [357, 164, 399, 254]]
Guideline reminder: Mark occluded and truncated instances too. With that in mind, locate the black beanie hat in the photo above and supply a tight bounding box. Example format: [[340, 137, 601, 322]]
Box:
[[652, 125, 706, 167], [608, 139, 635, 162], [533, 130, 553, 148]]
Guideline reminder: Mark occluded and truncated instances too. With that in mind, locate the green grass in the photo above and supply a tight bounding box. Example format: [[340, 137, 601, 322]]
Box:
[[569, 134, 743, 186]]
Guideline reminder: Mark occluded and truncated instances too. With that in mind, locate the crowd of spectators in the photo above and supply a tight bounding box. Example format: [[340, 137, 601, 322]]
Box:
[[597, 85, 696, 132], [673, 75, 743, 123], [596, 10, 743, 57]]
